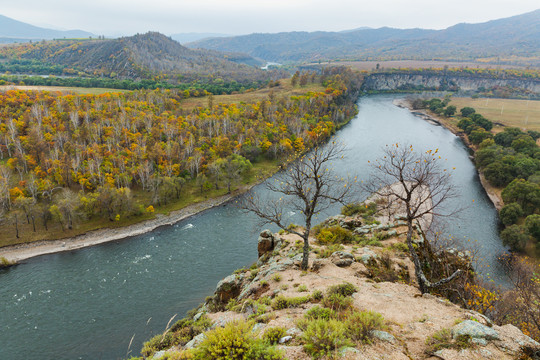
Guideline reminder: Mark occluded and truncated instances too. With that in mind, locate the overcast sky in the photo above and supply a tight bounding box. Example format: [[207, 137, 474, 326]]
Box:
[[1, 0, 539, 36]]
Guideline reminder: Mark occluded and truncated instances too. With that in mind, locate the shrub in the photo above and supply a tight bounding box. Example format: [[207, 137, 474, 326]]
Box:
[[193, 320, 283, 360], [311, 289, 323, 301], [341, 202, 364, 216], [425, 328, 473, 354], [272, 274, 281, 282], [306, 306, 336, 321], [316, 225, 355, 245], [501, 224, 530, 252], [322, 293, 353, 312], [326, 283, 357, 297], [317, 244, 344, 258], [345, 310, 386, 343], [263, 327, 286, 345], [302, 319, 351, 358], [272, 295, 311, 310], [525, 214, 540, 241], [500, 203, 523, 226], [298, 285, 308, 292], [0, 256, 14, 268]]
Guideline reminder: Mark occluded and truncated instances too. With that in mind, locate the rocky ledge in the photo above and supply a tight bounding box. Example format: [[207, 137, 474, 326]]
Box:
[[137, 210, 540, 360]]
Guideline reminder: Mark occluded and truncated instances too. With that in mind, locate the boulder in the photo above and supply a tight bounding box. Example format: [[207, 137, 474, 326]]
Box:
[[359, 247, 378, 264], [214, 274, 241, 303], [452, 320, 500, 341], [185, 333, 206, 349], [371, 330, 396, 343], [279, 335, 293, 344], [330, 251, 355, 267], [258, 230, 275, 257]]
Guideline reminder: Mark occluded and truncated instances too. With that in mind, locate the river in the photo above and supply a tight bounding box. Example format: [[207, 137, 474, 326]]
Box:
[[0, 95, 507, 360]]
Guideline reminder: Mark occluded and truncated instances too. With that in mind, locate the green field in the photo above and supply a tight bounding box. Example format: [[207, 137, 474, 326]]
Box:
[[449, 97, 540, 131]]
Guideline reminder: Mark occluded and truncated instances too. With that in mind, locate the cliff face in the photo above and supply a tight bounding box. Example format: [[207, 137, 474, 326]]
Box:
[[139, 208, 540, 360], [362, 73, 540, 94]]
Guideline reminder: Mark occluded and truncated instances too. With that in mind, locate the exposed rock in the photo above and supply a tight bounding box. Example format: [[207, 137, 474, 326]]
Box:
[[214, 274, 241, 303], [153, 350, 166, 359], [354, 228, 370, 235], [387, 230, 398, 237], [252, 323, 266, 334], [184, 333, 206, 349], [258, 230, 275, 257], [286, 327, 302, 336], [311, 259, 324, 272], [452, 320, 500, 341], [359, 247, 378, 264], [279, 335, 293, 344], [330, 251, 355, 267], [371, 330, 396, 343]]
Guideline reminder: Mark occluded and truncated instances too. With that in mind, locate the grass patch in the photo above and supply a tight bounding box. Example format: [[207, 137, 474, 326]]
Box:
[[425, 328, 474, 354]]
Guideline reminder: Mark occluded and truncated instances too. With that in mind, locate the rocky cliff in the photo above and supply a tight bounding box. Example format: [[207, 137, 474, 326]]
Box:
[[136, 204, 540, 360], [362, 73, 540, 96]]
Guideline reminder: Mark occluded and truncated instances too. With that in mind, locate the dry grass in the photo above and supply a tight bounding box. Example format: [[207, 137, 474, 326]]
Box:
[[180, 79, 325, 110], [449, 97, 540, 131], [321, 60, 528, 72], [0, 85, 128, 95]]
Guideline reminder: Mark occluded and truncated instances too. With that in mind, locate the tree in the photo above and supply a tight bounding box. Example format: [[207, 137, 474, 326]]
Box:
[[460, 107, 475, 117], [500, 224, 529, 252], [443, 105, 456, 117], [242, 142, 355, 270], [219, 154, 252, 193], [502, 179, 540, 215], [500, 202, 523, 226], [363, 144, 462, 294], [525, 214, 540, 242]]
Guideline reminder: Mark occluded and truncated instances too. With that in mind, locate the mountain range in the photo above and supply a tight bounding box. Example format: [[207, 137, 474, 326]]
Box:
[[0, 14, 93, 42], [187, 10, 540, 63]]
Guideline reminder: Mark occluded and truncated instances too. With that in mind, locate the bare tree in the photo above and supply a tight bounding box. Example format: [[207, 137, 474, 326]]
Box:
[[242, 141, 355, 270], [363, 144, 462, 293]]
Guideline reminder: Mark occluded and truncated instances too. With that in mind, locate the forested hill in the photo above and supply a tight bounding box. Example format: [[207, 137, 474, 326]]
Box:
[[188, 10, 540, 63], [0, 32, 270, 82]]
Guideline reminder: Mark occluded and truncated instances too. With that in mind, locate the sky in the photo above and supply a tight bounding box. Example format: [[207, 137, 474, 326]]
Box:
[[1, 0, 539, 36]]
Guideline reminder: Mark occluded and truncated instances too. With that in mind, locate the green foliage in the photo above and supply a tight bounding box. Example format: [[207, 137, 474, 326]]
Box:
[[271, 295, 311, 310], [326, 283, 357, 297], [301, 319, 351, 358], [322, 293, 353, 312], [443, 105, 457, 117], [306, 306, 336, 321], [460, 106, 476, 117], [316, 243, 344, 258], [345, 310, 386, 344], [500, 203, 523, 226], [193, 320, 283, 360], [272, 274, 281, 282], [315, 225, 355, 245], [469, 128, 493, 145], [501, 224, 530, 252], [425, 328, 473, 354], [0, 256, 15, 268], [525, 214, 540, 241], [311, 289, 324, 301], [502, 179, 540, 215], [263, 327, 286, 345], [342, 201, 377, 217]]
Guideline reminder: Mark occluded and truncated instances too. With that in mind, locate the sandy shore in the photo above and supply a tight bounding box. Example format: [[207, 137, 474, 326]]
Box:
[[393, 98, 504, 211], [0, 192, 241, 264]]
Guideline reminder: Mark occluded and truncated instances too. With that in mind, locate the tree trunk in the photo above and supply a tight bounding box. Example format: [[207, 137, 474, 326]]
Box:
[[15, 214, 19, 239], [406, 220, 428, 293], [301, 234, 310, 270], [31, 215, 36, 232]]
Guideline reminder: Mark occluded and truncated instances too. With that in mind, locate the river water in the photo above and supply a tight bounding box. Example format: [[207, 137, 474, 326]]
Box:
[[0, 95, 507, 360]]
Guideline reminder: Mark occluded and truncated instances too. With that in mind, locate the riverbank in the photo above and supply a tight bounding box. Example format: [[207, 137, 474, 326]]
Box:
[[0, 191, 242, 264], [393, 98, 504, 211]]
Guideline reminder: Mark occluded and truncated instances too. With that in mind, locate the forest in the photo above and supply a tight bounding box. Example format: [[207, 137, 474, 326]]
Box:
[[0, 67, 362, 246]]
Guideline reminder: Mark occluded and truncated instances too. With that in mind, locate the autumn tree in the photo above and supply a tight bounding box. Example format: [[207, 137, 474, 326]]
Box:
[[218, 154, 252, 193], [242, 141, 355, 270], [363, 144, 462, 294]]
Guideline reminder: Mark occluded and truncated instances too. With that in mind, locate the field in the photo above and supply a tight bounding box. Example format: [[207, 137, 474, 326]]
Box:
[[0, 85, 128, 95], [319, 60, 530, 72], [180, 79, 324, 110], [449, 97, 540, 131]]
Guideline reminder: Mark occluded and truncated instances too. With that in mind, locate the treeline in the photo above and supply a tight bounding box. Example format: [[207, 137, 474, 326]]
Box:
[[0, 59, 66, 75], [0, 74, 265, 94], [372, 67, 540, 80], [0, 69, 362, 242]]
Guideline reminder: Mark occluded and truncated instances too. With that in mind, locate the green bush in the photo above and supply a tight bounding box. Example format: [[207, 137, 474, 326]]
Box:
[[272, 295, 311, 310], [345, 310, 386, 343], [322, 293, 353, 312], [525, 214, 540, 241], [317, 244, 344, 258], [302, 319, 351, 358], [500, 203, 523, 226], [326, 283, 357, 297], [193, 320, 283, 360], [501, 224, 530, 252], [263, 327, 286, 345], [342, 202, 377, 217], [311, 289, 323, 301], [425, 328, 473, 354], [306, 306, 336, 321], [316, 225, 355, 245]]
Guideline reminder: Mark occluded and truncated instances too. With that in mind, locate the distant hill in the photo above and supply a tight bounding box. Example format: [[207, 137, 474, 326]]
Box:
[[188, 10, 540, 63], [0, 14, 93, 41], [0, 32, 270, 82], [170, 33, 230, 44]]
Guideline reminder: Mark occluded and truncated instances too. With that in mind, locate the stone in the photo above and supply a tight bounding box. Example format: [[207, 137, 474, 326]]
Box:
[[330, 251, 355, 267], [359, 247, 378, 264], [185, 333, 206, 349], [252, 323, 266, 334], [311, 259, 324, 272], [370, 330, 396, 343], [153, 350, 166, 359], [452, 320, 500, 341], [286, 327, 302, 336], [340, 347, 360, 356], [215, 274, 241, 303], [354, 228, 370, 235], [387, 230, 398, 237], [279, 335, 293, 344], [193, 311, 204, 322], [258, 230, 275, 257]]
